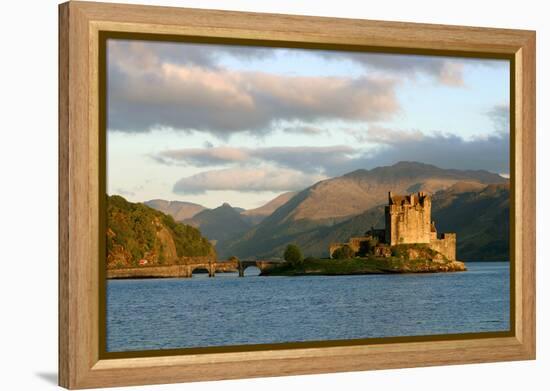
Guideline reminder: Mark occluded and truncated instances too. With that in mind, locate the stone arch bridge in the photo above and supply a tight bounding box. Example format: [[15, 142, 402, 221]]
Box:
[[186, 259, 280, 278], [107, 258, 282, 279]]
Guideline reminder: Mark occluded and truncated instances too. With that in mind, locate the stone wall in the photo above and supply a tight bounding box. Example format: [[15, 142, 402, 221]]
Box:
[[107, 265, 189, 279], [329, 236, 372, 258], [329, 243, 345, 258], [373, 245, 392, 258], [428, 233, 456, 261]]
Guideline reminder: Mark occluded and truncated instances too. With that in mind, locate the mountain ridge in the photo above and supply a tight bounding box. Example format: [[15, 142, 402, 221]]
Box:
[[184, 203, 252, 250], [241, 191, 297, 225], [144, 199, 207, 221], [223, 162, 508, 260]]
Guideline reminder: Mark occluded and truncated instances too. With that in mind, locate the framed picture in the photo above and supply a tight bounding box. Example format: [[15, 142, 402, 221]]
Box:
[[58, 1, 536, 389]]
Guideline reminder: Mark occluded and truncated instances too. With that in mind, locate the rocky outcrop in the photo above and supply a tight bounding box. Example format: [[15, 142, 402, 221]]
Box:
[[396, 259, 466, 273]]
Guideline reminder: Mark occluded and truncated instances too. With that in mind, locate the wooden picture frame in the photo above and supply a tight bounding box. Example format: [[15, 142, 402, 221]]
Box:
[[59, 1, 536, 389]]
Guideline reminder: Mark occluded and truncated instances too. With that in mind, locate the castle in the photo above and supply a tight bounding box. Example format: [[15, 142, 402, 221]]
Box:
[[329, 191, 456, 260]]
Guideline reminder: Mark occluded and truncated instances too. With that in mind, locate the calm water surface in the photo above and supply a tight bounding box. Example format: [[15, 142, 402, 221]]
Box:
[[106, 262, 510, 352]]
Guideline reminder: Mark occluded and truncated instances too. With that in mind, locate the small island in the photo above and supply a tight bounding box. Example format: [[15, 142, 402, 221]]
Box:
[[262, 191, 466, 276], [262, 244, 466, 276]]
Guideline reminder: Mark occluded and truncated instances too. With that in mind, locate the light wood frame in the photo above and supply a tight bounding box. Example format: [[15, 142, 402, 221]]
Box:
[[59, 1, 536, 389]]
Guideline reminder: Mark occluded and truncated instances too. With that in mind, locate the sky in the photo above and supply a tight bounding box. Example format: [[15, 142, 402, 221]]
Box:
[[107, 39, 510, 209]]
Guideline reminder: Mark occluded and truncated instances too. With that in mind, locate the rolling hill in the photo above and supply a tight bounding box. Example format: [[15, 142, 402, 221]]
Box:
[[431, 182, 510, 261]]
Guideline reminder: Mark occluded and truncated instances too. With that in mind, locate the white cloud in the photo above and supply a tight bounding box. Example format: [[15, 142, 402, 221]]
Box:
[[355, 128, 510, 175], [107, 41, 399, 136], [173, 167, 327, 194], [348, 126, 425, 144], [157, 119, 510, 178], [155, 145, 357, 174], [324, 52, 507, 87]]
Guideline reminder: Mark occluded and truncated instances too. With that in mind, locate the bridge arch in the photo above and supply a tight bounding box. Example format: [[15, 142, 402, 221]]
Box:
[[188, 263, 215, 277], [237, 261, 273, 277], [238, 264, 262, 277]]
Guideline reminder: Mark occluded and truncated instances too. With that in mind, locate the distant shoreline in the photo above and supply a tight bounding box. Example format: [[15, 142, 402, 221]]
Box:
[[107, 257, 467, 279]]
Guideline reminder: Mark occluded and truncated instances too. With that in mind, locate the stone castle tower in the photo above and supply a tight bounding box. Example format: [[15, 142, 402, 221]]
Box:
[[329, 190, 456, 261], [385, 191, 432, 245]]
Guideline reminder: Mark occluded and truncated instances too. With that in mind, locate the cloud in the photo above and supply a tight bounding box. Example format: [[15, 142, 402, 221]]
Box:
[[487, 103, 510, 132], [107, 41, 399, 136], [340, 104, 510, 174], [168, 129, 510, 194], [154, 146, 250, 166], [251, 146, 357, 174], [155, 145, 357, 174], [322, 52, 507, 87], [157, 120, 509, 178], [347, 126, 424, 143], [165, 127, 508, 195], [173, 167, 327, 194], [281, 124, 326, 135], [351, 127, 510, 175], [108, 40, 274, 71], [108, 65, 398, 135], [108, 42, 509, 139], [333, 52, 467, 86], [114, 188, 136, 197]]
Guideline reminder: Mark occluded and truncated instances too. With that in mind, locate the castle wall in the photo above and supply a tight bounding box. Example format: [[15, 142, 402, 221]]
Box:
[[428, 233, 456, 261], [348, 237, 370, 253], [329, 236, 372, 258], [386, 198, 432, 245], [329, 243, 345, 258]]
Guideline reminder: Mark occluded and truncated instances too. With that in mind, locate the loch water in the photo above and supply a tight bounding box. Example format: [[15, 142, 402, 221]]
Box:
[[106, 262, 510, 352]]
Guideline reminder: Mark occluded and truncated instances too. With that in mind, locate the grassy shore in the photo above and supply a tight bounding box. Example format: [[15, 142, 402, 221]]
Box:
[[261, 256, 466, 276]]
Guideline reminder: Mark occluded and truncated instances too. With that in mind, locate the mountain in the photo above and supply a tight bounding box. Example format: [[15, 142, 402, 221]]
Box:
[[281, 205, 386, 259], [227, 182, 509, 261], [287, 161, 506, 222], [144, 199, 207, 221], [241, 191, 297, 225], [431, 182, 510, 261], [310, 182, 510, 261], [107, 195, 215, 269], [184, 203, 252, 256], [224, 162, 508, 260]]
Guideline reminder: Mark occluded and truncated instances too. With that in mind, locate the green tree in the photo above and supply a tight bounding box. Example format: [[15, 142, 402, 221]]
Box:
[[284, 244, 304, 266], [332, 245, 355, 260]]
